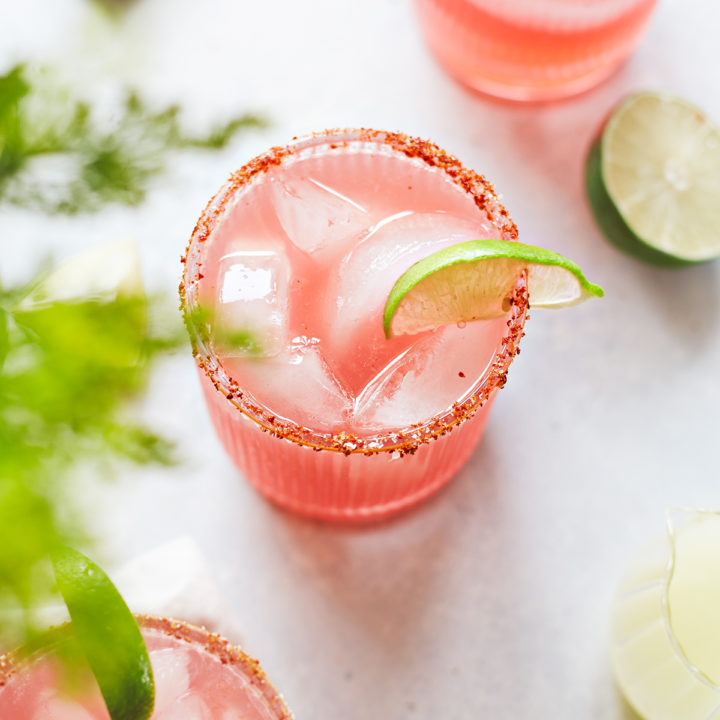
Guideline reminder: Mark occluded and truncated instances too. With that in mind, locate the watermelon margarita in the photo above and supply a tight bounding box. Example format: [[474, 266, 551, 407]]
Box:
[[413, 0, 658, 101], [181, 129, 528, 520], [0, 616, 292, 719]]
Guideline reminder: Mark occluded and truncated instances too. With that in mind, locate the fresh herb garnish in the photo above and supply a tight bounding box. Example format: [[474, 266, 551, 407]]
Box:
[[91, 0, 140, 18], [0, 63, 266, 214], [0, 255, 183, 649]]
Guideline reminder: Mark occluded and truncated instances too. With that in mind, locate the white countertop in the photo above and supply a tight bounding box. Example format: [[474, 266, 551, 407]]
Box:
[[2, 1, 720, 717]]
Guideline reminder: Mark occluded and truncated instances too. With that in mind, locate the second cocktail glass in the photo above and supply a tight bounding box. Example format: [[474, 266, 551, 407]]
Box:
[[181, 129, 528, 521], [413, 0, 659, 102]]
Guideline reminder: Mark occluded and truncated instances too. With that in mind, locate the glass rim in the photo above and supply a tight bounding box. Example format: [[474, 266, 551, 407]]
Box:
[[0, 614, 293, 719], [179, 127, 529, 455]]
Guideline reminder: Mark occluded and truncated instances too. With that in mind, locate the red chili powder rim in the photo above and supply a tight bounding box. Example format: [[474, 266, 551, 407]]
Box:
[[0, 615, 293, 719], [179, 128, 529, 456]]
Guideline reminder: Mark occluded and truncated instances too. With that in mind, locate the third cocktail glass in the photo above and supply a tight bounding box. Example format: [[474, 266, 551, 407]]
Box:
[[0, 615, 292, 718]]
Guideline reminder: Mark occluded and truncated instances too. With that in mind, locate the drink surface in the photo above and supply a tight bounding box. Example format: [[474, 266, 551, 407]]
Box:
[[200, 143, 509, 436], [414, 0, 657, 101], [0, 626, 283, 719]]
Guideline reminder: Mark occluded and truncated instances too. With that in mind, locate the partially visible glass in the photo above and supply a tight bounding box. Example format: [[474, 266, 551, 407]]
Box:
[[413, 0, 659, 102], [0, 615, 293, 719], [180, 129, 528, 522], [610, 510, 720, 720]]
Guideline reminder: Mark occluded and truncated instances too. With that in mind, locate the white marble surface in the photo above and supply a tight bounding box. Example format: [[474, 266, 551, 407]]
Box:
[[1, 1, 720, 718]]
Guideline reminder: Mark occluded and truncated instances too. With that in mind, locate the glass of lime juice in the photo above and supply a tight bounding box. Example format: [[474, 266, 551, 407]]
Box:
[[611, 510, 720, 720]]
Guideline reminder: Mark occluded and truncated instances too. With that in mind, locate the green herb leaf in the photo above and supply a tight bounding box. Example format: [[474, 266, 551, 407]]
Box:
[[0, 65, 31, 185], [0, 260, 184, 648], [0, 305, 8, 370], [0, 64, 267, 214]]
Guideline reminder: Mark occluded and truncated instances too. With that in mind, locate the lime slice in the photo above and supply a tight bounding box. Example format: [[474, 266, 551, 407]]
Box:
[[586, 92, 720, 266], [15, 240, 147, 368], [383, 239, 603, 337], [21, 239, 144, 308], [52, 547, 154, 720]]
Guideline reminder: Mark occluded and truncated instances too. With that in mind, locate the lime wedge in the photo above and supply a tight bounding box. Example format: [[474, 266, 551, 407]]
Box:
[[15, 240, 147, 369], [21, 239, 144, 308], [586, 92, 720, 266], [383, 239, 603, 337], [52, 547, 154, 720]]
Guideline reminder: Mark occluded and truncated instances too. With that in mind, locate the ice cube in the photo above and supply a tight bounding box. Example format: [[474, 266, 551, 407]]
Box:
[[353, 333, 436, 426], [34, 696, 96, 720], [218, 708, 243, 720], [270, 172, 370, 255], [353, 320, 505, 431], [150, 647, 191, 714], [324, 211, 490, 394], [223, 347, 352, 433], [214, 241, 290, 358], [215, 693, 280, 719], [155, 693, 212, 720], [330, 211, 489, 339]]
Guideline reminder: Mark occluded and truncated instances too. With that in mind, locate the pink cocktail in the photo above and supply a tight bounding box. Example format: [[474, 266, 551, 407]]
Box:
[[413, 0, 658, 101], [0, 615, 292, 719], [181, 129, 528, 521]]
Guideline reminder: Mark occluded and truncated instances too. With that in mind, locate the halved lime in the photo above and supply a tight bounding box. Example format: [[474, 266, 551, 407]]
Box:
[[383, 239, 603, 337], [586, 92, 720, 266], [52, 547, 154, 720]]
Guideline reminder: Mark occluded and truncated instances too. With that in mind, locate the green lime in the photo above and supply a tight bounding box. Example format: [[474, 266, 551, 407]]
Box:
[[52, 547, 154, 720], [21, 239, 144, 307], [586, 92, 720, 266], [16, 240, 147, 369], [383, 239, 603, 338]]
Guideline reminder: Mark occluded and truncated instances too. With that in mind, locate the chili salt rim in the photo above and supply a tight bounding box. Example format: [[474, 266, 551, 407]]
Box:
[[0, 615, 294, 719], [179, 128, 529, 456], [137, 615, 293, 718]]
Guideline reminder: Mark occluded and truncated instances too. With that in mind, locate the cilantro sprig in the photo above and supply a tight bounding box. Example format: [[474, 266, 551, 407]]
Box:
[[0, 265, 182, 649], [0, 64, 266, 214]]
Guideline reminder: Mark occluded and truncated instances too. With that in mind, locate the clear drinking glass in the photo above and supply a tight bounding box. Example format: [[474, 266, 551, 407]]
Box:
[[412, 0, 659, 102], [180, 129, 528, 521], [0, 615, 292, 718], [610, 510, 720, 720]]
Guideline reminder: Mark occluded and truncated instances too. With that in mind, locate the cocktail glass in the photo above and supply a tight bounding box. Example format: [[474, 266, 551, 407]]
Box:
[[412, 0, 659, 102], [180, 129, 528, 521], [610, 509, 720, 720], [0, 614, 292, 719]]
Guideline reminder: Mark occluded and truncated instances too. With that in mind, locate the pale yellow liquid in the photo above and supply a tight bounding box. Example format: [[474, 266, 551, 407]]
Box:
[[611, 512, 720, 720], [668, 519, 720, 687]]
